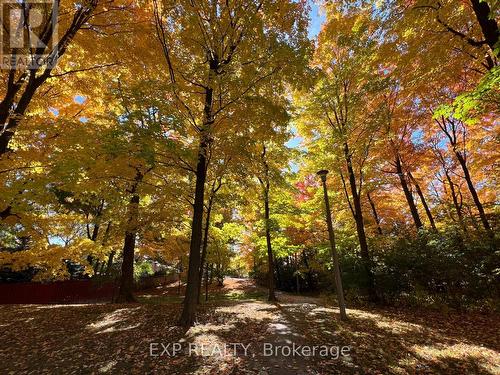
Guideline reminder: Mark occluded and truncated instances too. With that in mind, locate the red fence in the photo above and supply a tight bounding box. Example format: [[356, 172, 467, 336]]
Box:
[[0, 273, 178, 304], [0, 279, 118, 304]]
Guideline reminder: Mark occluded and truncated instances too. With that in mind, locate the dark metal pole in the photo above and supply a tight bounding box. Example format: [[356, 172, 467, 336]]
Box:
[[317, 170, 347, 320]]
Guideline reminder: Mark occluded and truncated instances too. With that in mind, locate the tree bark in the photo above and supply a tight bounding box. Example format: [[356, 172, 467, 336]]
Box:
[[106, 251, 116, 275], [179, 58, 217, 326], [454, 151, 493, 236], [343, 143, 377, 301], [395, 156, 423, 230], [259, 144, 276, 302], [116, 170, 143, 303], [197, 193, 214, 304], [408, 172, 437, 230], [470, 0, 499, 56], [179, 137, 209, 326], [91, 223, 100, 241], [367, 192, 383, 235], [116, 193, 140, 303], [99, 261, 106, 275], [86, 201, 105, 270], [0, 77, 40, 155], [444, 170, 465, 227], [264, 186, 276, 301]]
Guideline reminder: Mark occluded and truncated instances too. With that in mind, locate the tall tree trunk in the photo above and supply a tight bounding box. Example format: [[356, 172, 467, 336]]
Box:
[[116, 169, 144, 302], [116, 193, 140, 303], [343, 143, 377, 301], [408, 172, 437, 230], [264, 186, 276, 301], [395, 156, 423, 230], [86, 215, 102, 267], [198, 194, 214, 304], [179, 62, 216, 326], [179, 137, 209, 326], [367, 192, 383, 235], [259, 144, 276, 301], [0, 71, 28, 128], [454, 151, 493, 236], [216, 263, 223, 286], [180, 91, 216, 326]]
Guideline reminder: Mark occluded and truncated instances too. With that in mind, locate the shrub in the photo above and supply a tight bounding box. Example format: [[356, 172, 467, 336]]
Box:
[[133, 261, 154, 281]]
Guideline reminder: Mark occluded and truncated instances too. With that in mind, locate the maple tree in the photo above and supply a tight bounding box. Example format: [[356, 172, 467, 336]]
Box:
[[0, 0, 133, 155], [151, 0, 310, 326], [0, 0, 498, 333]]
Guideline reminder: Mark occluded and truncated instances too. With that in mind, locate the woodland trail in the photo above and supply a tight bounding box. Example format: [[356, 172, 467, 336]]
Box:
[[0, 278, 498, 374]]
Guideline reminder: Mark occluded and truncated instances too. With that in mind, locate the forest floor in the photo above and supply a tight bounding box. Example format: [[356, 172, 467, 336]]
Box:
[[0, 278, 499, 375]]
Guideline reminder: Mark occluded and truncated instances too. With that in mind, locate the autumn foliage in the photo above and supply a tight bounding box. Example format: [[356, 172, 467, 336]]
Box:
[[0, 0, 498, 325]]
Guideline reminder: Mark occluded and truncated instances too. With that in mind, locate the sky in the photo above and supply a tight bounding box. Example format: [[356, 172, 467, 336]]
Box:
[[308, 0, 326, 39]]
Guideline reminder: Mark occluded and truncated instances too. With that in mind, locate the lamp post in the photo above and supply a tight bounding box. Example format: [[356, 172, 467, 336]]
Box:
[[317, 169, 347, 320]]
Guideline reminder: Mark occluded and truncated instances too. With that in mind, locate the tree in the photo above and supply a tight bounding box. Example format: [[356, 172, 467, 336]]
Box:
[[257, 144, 277, 301], [434, 113, 493, 236], [0, 0, 126, 155], [152, 0, 309, 326], [298, 5, 384, 301]]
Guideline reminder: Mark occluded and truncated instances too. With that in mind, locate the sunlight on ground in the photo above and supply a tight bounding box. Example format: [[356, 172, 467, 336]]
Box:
[[267, 323, 291, 334], [187, 322, 237, 336], [410, 343, 500, 374], [183, 331, 243, 375], [215, 301, 276, 321], [87, 307, 142, 333], [35, 303, 99, 309], [374, 318, 424, 335], [98, 360, 117, 373]]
